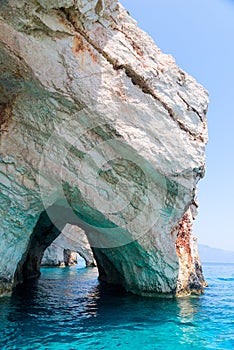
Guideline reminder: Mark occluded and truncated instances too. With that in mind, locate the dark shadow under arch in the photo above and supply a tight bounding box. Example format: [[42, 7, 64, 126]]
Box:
[[14, 206, 67, 285], [13, 204, 124, 289]]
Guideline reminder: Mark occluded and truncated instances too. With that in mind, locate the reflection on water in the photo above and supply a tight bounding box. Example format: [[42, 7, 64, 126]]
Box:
[[177, 297, 198, 320], [0, 264, 233, 349]]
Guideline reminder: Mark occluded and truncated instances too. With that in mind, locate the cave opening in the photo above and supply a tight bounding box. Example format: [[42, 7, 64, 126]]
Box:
[[74, 253, 86, 268], [13, 205, 98, 287], [14, 200, 179, 297], [41, 222, 96, 269], [13, 201, 129, 298]]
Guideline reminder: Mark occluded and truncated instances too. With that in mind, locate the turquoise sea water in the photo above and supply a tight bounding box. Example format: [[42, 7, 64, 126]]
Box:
[[0, 262, 233, 350]]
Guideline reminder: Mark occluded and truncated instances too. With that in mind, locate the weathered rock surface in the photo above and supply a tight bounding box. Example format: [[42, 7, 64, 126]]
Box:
[[41, 224, 96, 266], [174, 206, 207, 295], [63, 249, 78, 266], [0, 0, 208, 296]]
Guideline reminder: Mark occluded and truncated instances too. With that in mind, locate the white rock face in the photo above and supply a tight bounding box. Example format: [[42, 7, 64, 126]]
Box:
[[0, 0, 208, 296], [42, 224, 96, 266]]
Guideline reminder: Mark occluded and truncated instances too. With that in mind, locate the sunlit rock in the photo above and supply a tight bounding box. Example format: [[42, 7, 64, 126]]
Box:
[[0, 0, 208, 296], [174, 206, 207, 295]]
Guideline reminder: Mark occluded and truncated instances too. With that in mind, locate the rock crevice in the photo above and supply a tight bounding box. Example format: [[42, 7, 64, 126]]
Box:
[[58, 5, 207, 141]]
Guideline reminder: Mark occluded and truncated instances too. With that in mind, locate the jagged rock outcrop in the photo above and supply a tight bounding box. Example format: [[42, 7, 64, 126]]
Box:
[[41, 224, 96, 266], [0, 0, 208, 296], [174, 206, 207, 295], [63, 249, 78, 266]]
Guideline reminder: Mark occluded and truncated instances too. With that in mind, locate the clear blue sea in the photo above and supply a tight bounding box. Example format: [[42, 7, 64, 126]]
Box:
[[0, 262, 233, 350]]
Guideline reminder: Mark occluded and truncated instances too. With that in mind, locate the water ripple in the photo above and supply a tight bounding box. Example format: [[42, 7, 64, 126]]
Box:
[[0, 264, 233, 349]]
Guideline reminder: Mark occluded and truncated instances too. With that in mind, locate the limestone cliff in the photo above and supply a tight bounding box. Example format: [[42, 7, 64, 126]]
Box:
[[0, 0, 208, 296]]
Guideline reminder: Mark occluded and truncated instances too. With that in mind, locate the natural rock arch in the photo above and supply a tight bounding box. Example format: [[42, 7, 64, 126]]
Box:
[[41, 224, 96, 268], [13, 201, 178, 296], [0, 0, 208, 296]]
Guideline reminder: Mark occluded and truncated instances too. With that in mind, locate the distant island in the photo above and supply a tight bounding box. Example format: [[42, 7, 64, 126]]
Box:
[[198, 244, 234, 263]]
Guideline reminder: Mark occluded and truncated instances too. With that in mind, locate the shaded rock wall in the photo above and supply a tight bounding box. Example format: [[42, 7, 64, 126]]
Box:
[[0, 0, 208, 296]]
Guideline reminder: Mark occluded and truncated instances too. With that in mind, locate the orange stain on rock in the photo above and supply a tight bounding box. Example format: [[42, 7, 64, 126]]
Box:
[[72, 35, 98, 63], [72, 35, 86, 54], [175, 212, 193, 264]]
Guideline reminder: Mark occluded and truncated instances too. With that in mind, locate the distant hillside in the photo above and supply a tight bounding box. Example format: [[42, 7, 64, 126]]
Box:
[[198, 244, 234, 263]]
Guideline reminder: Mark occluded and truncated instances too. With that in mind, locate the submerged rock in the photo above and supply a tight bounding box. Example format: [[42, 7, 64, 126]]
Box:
[[0, 0, 208, 296]]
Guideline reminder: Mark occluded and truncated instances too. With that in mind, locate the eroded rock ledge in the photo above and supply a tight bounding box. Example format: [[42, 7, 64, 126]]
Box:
[[0, 0, 208, 296]]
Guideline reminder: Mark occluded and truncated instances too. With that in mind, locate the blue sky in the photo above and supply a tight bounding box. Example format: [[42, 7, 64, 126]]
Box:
[[121, 0, 234, 250]]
